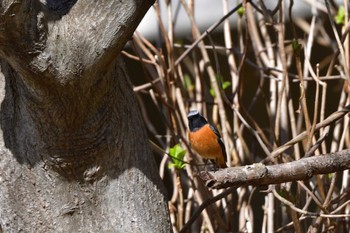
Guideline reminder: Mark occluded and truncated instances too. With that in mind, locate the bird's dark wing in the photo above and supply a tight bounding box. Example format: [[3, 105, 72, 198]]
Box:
[[209, 124, 227, 162]]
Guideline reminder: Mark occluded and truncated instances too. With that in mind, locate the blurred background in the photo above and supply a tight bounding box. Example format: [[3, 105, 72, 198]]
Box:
[[123, 0, 350, 232], [138, 0, 314, 40]]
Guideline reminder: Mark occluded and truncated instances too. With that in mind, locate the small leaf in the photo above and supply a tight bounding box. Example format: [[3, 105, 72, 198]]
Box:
[[237, 6, 244, 17], [184, 74, 194, 92], [277, 188, 287, 198], [209, 88, 215, 97], [335, 6, 346, 25], [168, 144, 187, 170], [210, 76, 231, 97], [222, 81, 231, 90], [327, 173, 334, 179], [292, 39, 302, 57]]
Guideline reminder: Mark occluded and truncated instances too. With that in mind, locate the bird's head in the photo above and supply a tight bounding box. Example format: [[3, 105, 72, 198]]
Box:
[[187, 110, 208, 132]]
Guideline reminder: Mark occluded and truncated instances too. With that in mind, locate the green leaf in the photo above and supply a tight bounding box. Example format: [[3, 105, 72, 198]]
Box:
[[335, 6, 346, 25], [237, 6, 244, 17], [209, 88, 215, 97], [327, 173, 334, 179], [168, 144, 187, 170], [210, 76, 231, 97], [184, 74, 194, 92], [292, 39, 302, 57], [222, 81, 231, 90], [277, 188, 287, 198]]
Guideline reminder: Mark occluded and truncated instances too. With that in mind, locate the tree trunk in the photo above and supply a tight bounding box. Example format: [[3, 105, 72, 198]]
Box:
[[0, 1, 171, 232]]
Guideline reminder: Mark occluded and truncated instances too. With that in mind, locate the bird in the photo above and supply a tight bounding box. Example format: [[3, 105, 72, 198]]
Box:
[[187, 110, 227, 168]]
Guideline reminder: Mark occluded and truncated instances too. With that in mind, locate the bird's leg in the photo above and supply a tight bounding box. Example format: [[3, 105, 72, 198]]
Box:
[[203, 159, 209, 171], [210, 159, 218, 171]]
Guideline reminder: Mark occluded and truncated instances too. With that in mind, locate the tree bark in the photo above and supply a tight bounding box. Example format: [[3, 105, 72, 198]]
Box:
[[0, 1, 171, 232]]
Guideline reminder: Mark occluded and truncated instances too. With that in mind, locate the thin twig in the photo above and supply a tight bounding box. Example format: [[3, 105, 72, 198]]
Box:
[[179, 187, 237, 233], [174, 2, 243, 67]]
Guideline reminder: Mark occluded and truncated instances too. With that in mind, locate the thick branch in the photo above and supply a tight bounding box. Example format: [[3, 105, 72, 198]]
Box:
[[0, 0, 153, 82], [199, 149, 350, 189]]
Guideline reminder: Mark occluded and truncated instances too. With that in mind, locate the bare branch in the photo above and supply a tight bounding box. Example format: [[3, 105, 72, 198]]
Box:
[[199, 149, 350, 189]]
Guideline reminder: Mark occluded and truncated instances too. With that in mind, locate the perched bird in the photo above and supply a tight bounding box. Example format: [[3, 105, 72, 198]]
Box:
[[187, 110, 227, 168]]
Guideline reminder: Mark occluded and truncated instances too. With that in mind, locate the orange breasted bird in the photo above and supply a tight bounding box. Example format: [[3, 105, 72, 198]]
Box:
[[187, 110, 227, 168]]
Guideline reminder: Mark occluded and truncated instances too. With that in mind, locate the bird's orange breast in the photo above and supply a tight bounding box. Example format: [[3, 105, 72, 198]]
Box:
[[188, 124, 223, 160]]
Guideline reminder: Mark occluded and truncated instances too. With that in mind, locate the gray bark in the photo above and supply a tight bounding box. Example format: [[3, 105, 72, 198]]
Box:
[[0, 0, 171, 232]]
